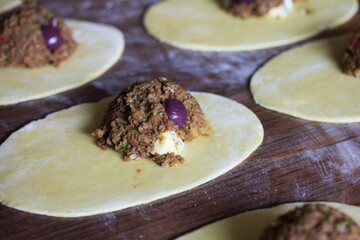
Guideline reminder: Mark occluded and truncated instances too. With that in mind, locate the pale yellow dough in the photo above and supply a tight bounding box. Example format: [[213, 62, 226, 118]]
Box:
[[0, 92, 263, 217], [177, 202, 360, 240], [0, 20, 125, 105], [0, 0, 20, 13], [144, 0, 358, 51], [251, 35, 360, 123]]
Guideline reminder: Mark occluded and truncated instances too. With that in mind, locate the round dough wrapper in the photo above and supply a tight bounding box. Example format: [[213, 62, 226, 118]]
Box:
[[177, 202, 360, 240], [0, 0, 20, 13], [251, 35, 360, 123], [144, 0, 358, 52], [0, 92, 263, 217], [0, 20, 125, 105]]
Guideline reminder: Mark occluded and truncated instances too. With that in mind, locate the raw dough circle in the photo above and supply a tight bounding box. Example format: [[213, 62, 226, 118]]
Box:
[[0, 0, 20, 13], [0, 20, 125, 105], [251, 35, 360, 123], [0, 92, 263, 217], [177, 202, 360, 240], [144, 0, 358, 51]]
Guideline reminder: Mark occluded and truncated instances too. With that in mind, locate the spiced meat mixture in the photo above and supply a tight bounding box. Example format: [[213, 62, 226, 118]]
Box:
[[92, 77, 208, 168], [342, 31, 360, 78], [259, 204, 360, 240], [219, 0, 284, 18], [0, 0, 77, 68]]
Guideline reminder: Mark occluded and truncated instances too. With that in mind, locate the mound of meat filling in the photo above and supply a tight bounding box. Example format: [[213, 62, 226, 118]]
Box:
[[342, 31, 360, 78], [220, 0, 283, 18], [259, 204, 360, 240], [0, 0, 77, 68], [92, 77, 208, 168]]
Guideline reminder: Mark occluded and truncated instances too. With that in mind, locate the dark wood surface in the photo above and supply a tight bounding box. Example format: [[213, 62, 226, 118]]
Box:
[[1, 0, 360, 239]]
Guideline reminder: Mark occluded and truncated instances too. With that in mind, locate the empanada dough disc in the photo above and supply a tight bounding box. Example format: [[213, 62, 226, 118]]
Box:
[[177, 202, 360, 240], [251, 35, 360, 123], [0, 0, 20, 13], [0, 92, 263, 217], [144, 0, 358, 51], [0, 20, 125, 105]]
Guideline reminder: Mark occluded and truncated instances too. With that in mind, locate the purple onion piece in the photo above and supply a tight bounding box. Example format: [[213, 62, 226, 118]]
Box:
[[163, 97, 188, 128], [41, 25, 63, 51], [50, 17, 58, 28], [234, 0, 254, 3]]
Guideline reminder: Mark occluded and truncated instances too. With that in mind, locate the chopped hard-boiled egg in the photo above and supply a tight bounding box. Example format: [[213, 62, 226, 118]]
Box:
[[266, 0, 293, 19], [150, 131, 184, 155]]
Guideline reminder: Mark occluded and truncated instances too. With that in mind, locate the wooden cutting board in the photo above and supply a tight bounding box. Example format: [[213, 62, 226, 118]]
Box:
[[1, 0, 360, 239]]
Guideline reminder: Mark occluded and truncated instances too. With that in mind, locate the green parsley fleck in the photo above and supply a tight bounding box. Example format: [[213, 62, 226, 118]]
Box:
[[306, 233, 314, 239], [346, 219, 353, 227]]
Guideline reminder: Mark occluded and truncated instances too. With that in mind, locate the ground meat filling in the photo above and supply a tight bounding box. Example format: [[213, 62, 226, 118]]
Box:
[[219, 0, 283, 18], [92, 77, 208, 168], [0, 0, 77, 68], [259, 204, 360, 240], [342, 31, 360, 78], [153, 153, 184, 168]]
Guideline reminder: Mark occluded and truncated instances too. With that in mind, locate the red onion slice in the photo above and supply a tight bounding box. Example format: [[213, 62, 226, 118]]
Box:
[[50, 17, 58, 28], [234, 0, 254, 3], [41, 25, 63, 51], [163, 97, 188, 128]]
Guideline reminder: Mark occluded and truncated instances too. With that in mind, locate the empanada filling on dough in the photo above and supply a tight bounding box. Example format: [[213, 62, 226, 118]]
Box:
[[144, 0, 358, 51], [0, 92, 263, 217], [92, 77, 209, 168], [219, 0, 293, 19], [177, 202, 360, 240], [342, 31, 360, 78], [259, 204, 360, 239], [0, 0, 77, 68], [0, 20, 124, 106], [251, 35, 360, 123]]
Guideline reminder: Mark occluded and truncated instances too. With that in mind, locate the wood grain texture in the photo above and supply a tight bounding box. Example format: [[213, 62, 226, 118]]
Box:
[[1, 0, 360, 239]]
